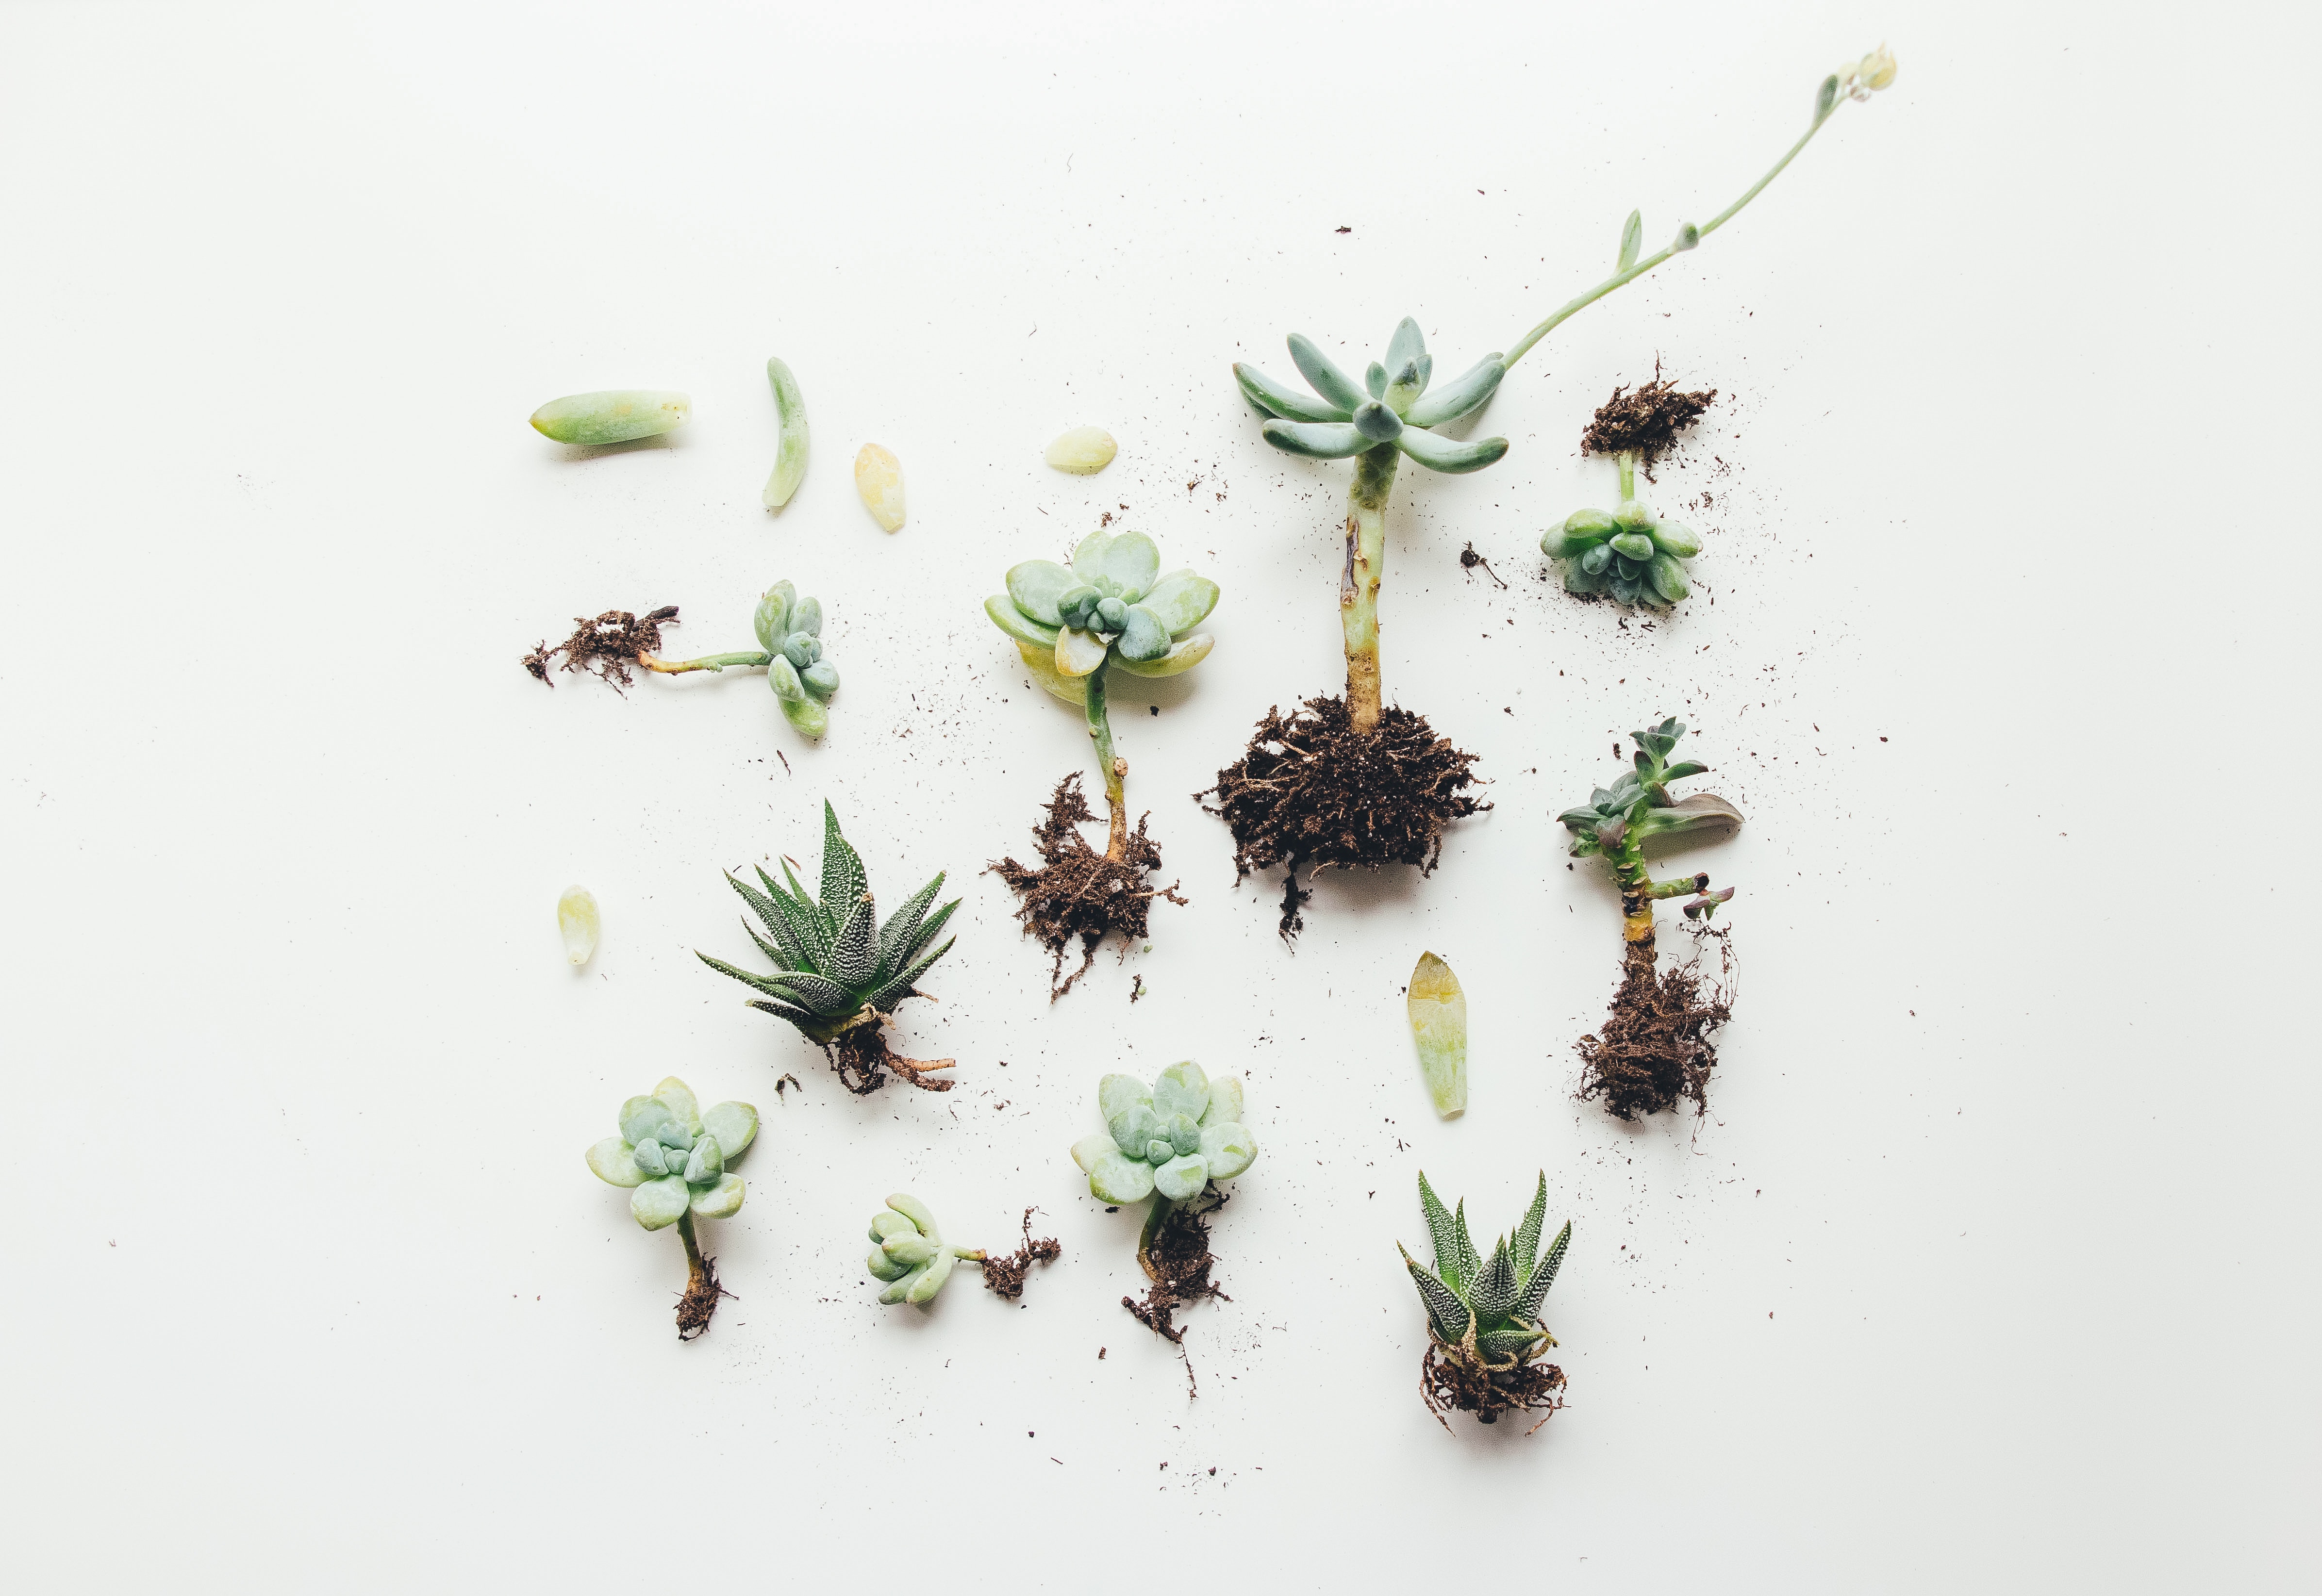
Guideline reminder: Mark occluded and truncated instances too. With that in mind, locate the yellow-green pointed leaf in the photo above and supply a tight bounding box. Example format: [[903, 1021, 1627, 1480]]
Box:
[[1407, 951, 1468, 1118]]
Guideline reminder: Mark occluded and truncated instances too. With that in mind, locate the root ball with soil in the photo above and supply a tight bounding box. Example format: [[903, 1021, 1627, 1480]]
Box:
[[988, 774, 1183, 1001]]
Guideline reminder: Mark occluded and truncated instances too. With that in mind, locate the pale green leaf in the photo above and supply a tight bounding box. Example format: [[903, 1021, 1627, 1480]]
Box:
[[586, 1136, 646, 1188], [630, 1175, 692, 1231]]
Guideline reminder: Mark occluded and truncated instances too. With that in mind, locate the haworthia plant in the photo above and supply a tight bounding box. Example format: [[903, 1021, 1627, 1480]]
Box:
[[585, 1076, 759, 1339], [1400, 1171, 1569, 1366]]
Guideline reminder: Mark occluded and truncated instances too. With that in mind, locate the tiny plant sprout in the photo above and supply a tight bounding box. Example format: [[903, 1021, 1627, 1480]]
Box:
[[854, 443, 906, 531], [698, 802, 962, 1094], [558, 885, 600, 967], [866, 1195, 1060, 1306], [1559, 719, 1742, 1119], [530, 390, 690, 446], [1072, 1060, 1254, 1366], [1402, 1171, 1570, 1431], [986, 527, 1216, 995], [523, 583, 838, 738], [1548, 377, 1716, 606], [586, 1077, 758, 1340], [761, 357, 810, 510], [1406, 951, 1467, 1118], [1044, 426, 1117, 475]]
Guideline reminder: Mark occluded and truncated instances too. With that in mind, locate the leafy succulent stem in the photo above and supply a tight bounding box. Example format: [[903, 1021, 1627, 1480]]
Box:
[[1137, 1193, 1175, 1282], [1616, 452, 1637, 502], [1082, 667, 1129, 859], [640, 649, 773, 675], [1341, 444, 1399, 735], [1504, 88, 1850, 370]]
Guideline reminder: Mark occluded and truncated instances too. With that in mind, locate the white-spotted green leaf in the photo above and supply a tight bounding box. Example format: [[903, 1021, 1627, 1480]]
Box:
[[1513, 1172, 1549, 1280], [653, 1078, 702, 1135], [1136, 571, 1219, 637], [1406, 951, 1468, 1119], [701, 1101, 758, 1162], [1469, 1238, 1520, 1324], [630, 1175, 692, 1231], [1479, 1327, 1550, 1362], [619, 1096, 677, 1148], [1098, 1072, 1152, 1120], [1005, 560, 1077, 627], [1452, 1200, 1482, 1283], [1054, 627, 1108, 677], [829, 894, 879, 987], [1072, 1133, 1119, 1174], [1117, 605, 1170, 663], [1418, 1172, 1461, 1283], [1111, 633, 1211, 678], [1515, 1220, 1572, 1319], [688, 1173, 745, 1219], [1151, 1060, 1210, 1121], [586, 1136, 647, 1187], [986, 594, 1061, 648], [1152, 1153, 1209, 1201], [1073, 528, 1159, 601], [1198, 1121, 1256, 1180], [1198, 1076, 1244, 1128], [1089, 1149, 1156, 1204], [1400, 1245, 1471, 1340]]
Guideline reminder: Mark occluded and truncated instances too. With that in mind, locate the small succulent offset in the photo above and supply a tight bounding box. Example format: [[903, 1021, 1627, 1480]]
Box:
[[1559, 718, 1741, 930], [585, 1077, 759, 1340], [698, 802, 961, 1094], [1400, 1171, 1570, 1430], [1073, 1061, 1254, 1272], [863, 1195, 1060, 1306], [1543, 454, 1703, 607], [633, 580, 838, 737]]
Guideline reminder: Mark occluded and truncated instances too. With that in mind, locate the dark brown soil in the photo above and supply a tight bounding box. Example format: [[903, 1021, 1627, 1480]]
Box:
[[1576, 929, 1733, 1119], [826, 1024, 956, 1096], [523, 605, 679, 692], [1580, 369, 1717, 479], [1200, 695, 1487, 941], [1124, 1191, 1231, 1396], [676, 1252, 733, 1341], [975, 1210, 1062, 1300], [988, 774, 1184, 999], [1460, 542, 1506, 587], [1420, 1331, 1566, 1433]]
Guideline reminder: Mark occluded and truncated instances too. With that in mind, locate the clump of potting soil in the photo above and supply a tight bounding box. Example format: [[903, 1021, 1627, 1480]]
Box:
[[977, 1210, 1064, 1300], [1421, 1333, 1566, 1431], [1202, 695, 1487, 940], [1580, 369, 1717, 479], [988, 774, 1183, 999], [1123, 1193, 1230, 1395], [1577, 929, 1733, 1120], [523, 605, 679, 691]]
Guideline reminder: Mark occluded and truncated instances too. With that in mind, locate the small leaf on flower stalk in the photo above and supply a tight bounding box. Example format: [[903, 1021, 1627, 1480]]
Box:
[[1618, 208, 1642, 270], [1672, 221, 1700, 252]]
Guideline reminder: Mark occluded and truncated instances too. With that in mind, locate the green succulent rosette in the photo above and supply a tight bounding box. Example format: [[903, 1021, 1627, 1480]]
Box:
[[752, 580, 839, 736], [584, 1076, 758, 1230], [1070, 1060, 1256, 1204], [986, 528, 1218, 705]]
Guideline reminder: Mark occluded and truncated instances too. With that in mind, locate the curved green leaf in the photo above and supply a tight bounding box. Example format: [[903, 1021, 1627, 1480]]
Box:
[[1395, 428, 1508, 474], [1404, 355, 1506, 427], [1233, 361, 1348, 424], [1260, 419, 1368, 459], [586, 1136, 646, 1187], [986, 594, 1060, 648], [1137, 571, 1218, 637], [630, 1175, 691, 1231], [1111, 633, 1211, 678], [702, 1101, 757, 1162], [1006, 560, 1078, 627], [1287, 333, 1367, 412]]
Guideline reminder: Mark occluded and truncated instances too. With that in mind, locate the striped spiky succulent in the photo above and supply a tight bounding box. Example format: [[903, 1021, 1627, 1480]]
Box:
[[1400, 1171, 1569, 1366], [697, 802, 958, 1049]]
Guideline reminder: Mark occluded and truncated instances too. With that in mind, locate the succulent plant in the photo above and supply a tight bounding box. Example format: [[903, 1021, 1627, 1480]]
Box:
[[1072, 1061, 1256, 1206], [1401, 1171, 1571, 1427], [987, 528, 1217, 855], [585, 1076, 759, 1338], [697, 802, 962, 1093], [865, 1194, 979, 1304], [1558, 718, 1741, 927], [559, 578, 837, 738], [1544, 455, 1704, 606]]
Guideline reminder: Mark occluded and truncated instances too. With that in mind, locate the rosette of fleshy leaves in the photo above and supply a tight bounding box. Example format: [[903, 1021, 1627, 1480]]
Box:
[[585, 1076, 759, 1230], [1541, 498, 1702, 608], [1070, 1060, 1256, 1204], [753, 580, 839, 736], [1557, 717, 1739, 919], [985, 529, 1218, 704], [865, 1193, 976, 1305], [1234, 316, 1509, 474], [1400, 1171, 1568, 1365]]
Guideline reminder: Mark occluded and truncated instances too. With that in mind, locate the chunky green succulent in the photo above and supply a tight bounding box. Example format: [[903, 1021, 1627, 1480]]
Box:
[[987, 528, 1218, 705], [865, 1194, 979, 1305], [753, 581, 839, 735], [1542, 465, 1703, 606], [1400, 1171, 1568, 1364], [585, 1076, 758, 1229], [1070, 1061, 1256, 1205], [1557, 717, 1741, 922], [1236, 318, 1509, 473], [697, 802, 958, 1045]]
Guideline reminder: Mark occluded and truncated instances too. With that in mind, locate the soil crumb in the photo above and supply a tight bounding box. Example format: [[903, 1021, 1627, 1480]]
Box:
[[1576, 928, 1733, 1119], [989, 774, 1185, 999], [977, 1210, 1062, 1300], [1580, 367, 1717, 479], [826, 1024, 956, 1096], [1420, 1330, 1566, 1433], [523, 605, 679, 691], [1200, 695, 1487, 941], [676, 1254, 734, 1341], [1124, 1191, 1230, 1397]]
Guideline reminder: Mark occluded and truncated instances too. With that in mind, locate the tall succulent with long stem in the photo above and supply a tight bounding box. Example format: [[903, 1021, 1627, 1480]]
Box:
[[697, 802, 962, 1094]]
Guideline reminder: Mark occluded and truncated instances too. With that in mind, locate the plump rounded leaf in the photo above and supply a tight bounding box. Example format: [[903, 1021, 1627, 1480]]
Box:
[[683, 1135, 723, 1185], [782, 635, 820, 671], [1565, 508, 1618, 541], [530, 390, 690, 446], [801, 660, 839, 700], [879, 1265, 929, 1305], [1095, 595, 1129, 631], [1232, 361, 1350, 424], [780, 695, 829, 738], [1395, 428, 1508, 474], [1287, 334, 1367, 412], [702, 1101, 758, 1161], [558, 884, 599, 967], [1054, 627, 1109, 678], [885, 1193, 938, 1235], [1565, 562, 1608, 594], [630, 1175, 692, 1231], [791, 596, 822, 637], [1197, 1076, 1244, 1128], [868, 1245, 910, 1282], [1073, 529, 1160, 602], [1579, 542, 1614, 576], [1136, 572, 1218, 637], [871, 1209, 917, 1242], [753, 582, 796, 652], [1164, 1112, 1201, 1157], [1072, 1133, 1119, 1174], [1111, 633, 1211, 678], [986, 594, 1061, 648], [1610, 531, 1656, 560], [619, 1096, 678, 1147], [1614, 498, 1655, 530], [1198, 1122, 1256, 1180], [1153, 1153, 1209, 1202], [1116, 604, 1170, 663], [1089, 1150, 1156, 1203], [1056, 584, 1102, 627], [1045, 425, 1118, 475], [1351, 399, 1403, 442], [632, 1138, 669, 1176], [882, 1233, 939, 1267], [854, 443, 905, 531], [905, 1250, 955, 1304], [653, 1079, 703, 1135], [1109, 1103, 1162, 1158], [1650, 522, 1702, 559], [1098, 1073, 1152, 1120], [1006, 560, 1078, 627], [586, 1136, 646, 1187], [1648, 554, 1691, 604], [688, 1173, 745, 1219], [1014, 640, 1085, 705], [1260, 419, 1368, 459], [768, 655, 807, 702], [1145, 1137, 1174, 1164], [1152, 1060, 1211, 1121]]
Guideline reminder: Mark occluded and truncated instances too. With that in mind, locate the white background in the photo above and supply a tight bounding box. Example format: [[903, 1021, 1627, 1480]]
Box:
[[3, 1, 2312, 1588]]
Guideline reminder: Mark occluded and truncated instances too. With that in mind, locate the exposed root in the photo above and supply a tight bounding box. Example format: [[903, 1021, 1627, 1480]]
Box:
[[988, 774, 1184, 999], [1420, 1328, 1565, 1433], [824, 1023, 956, 1096], [523, 605, 680, 692], [1124, 1191, 1230, 1397], [975, 1210, 1062, 1300], [1579, 365, 1717, 479], [1460, 542, 1507, 587], [1576, 926, 1734, 1119], [676, 1252, 734, 1341], [1200, 695, 1487, 941]]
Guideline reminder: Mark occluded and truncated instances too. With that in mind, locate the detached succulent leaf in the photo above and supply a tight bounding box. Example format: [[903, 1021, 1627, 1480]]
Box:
[[1406, 951, 1468, 1119]]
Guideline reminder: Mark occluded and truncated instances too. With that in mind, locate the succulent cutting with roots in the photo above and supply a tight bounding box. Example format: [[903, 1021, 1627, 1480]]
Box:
[[698, 803, 961, 1094], [1209, 51, 1894, 938], [986, 528, 1216, 995], [585, 1078, 760, 1340], [1547, 377, 1718, 606], [1560, 719, 1742, 1119], [864, 1195, 1061, 1306], [1401, 1171, 1571, 1431]]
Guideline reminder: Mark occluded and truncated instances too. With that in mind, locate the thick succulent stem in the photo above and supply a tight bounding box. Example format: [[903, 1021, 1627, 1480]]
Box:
[[1341, 444, 1399, 735], [678, 1210, 707, 1284], [1612, 850, 1660, 965], [1083, 668, 1129, 859], [640, 649, 772, 675], [1617, 452, 1638, 502], [1505, 90, 1852, 370], [1137, 1193, 1175, 1282]]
